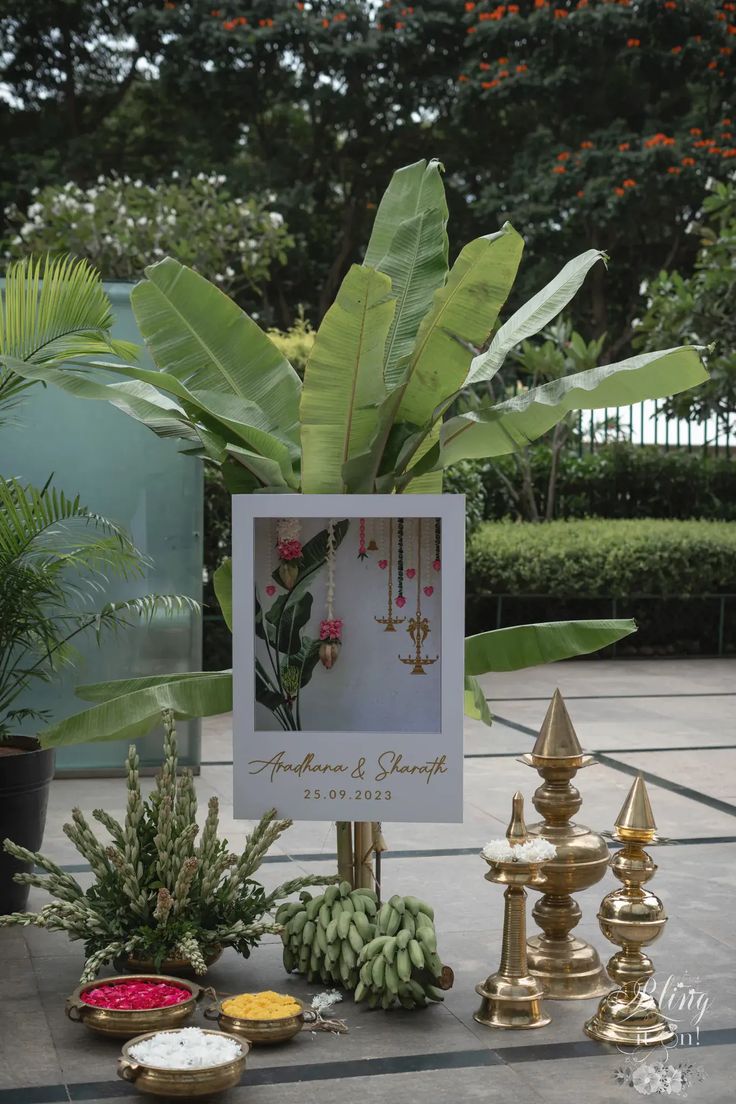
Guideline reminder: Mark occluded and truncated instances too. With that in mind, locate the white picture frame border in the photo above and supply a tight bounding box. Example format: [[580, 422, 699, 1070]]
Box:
[[232, 493, 465, 823]]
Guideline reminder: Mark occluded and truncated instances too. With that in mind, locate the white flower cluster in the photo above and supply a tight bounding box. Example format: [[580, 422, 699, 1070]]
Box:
[[481, 838, 557, 864], [311, 989, 343, 1015], [128, 1027, 242, 1069], [5, 172, 291, 294]]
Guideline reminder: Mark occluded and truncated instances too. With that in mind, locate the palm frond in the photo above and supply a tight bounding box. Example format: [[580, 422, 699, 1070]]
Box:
[[0, 253, 138, 422], [0, 254, 136, 364], [0, 477, 144, 578]]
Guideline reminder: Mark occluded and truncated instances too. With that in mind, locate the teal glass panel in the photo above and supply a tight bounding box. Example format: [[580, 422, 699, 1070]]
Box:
[[0, 282, 202, 772]]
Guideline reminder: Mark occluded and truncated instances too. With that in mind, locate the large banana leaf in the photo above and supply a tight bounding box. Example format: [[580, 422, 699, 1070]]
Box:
[[377, 208, 449, 391], [0, 359, 196, 439], [300, 265, 395, 493], [465, 618, 637, 677], [439, 345, 709, 466], [397, 224, 525, 426], [464, 249, 607, 387], [38, 670, 233, 748], [131, 258, 302, 442], [364, 158, 448, 269]]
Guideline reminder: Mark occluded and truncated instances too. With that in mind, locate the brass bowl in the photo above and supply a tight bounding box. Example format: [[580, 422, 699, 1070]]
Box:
[[66, 975, 201, 1039], [204, 996, 308, 1045], [116, 948, 222, 977], [118, 1028, 248, 1098]]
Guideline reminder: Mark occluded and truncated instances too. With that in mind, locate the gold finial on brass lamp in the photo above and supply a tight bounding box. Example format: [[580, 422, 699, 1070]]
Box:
[[584, 775, 674, 1047], [521, 689, 610, 999], [474, 793, 553, 1030]]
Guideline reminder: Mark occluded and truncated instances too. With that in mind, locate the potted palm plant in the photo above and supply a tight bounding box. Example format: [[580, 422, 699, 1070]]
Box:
[[0, 475, 198, 913]]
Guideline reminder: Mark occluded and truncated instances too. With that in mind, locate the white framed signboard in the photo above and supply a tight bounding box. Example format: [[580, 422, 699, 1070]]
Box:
[[232, 494, 465, 823]]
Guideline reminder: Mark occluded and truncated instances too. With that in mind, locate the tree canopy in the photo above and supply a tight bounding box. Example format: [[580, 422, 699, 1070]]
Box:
[[2, 0, 734, 337]]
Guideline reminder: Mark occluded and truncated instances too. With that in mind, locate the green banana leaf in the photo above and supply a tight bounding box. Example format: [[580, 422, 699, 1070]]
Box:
[[397, 224, 525, 426], [213, 559, 233, 630], [464, 675, 493, 726], [363, 158, 448, 269], [131, 257, 302, 442], [439, 345, 709, 466], [265, 592, 313, 655], [377, 208, 449, 391], [3, 358, 197, 439], [300, 265, 395, 493], [38, 670, 233, 748], [464, 249, 607, 387], [464, 618, 637, 676]]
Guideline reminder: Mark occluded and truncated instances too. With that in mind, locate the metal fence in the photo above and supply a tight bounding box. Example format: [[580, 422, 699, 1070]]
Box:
[[577, 401, 733, 458]]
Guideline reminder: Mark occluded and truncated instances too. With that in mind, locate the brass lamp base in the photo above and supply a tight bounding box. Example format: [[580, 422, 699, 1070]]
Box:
[[584, 988, 675, 1048], [527, 934, 609, 1000], [475, 975, 550, 1030]]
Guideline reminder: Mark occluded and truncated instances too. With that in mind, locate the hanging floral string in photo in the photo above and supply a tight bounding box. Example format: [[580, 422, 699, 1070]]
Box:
[[399, 518, 439, 676], [374, 517, 405, 632], [276, 517, 302, 590], [320, 518, 343, 669]]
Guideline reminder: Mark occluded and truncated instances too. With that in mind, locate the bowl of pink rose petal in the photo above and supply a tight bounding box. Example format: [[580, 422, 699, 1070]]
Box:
[[66, 975, 201, 1038]]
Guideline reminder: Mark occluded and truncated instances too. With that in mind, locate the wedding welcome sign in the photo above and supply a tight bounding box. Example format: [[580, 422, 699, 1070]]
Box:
[[232, 494, 465, 822]]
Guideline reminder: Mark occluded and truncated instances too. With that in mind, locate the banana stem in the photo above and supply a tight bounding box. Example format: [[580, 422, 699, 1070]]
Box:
[[336, 821, 353, 885], [353, 822, 374, 889]]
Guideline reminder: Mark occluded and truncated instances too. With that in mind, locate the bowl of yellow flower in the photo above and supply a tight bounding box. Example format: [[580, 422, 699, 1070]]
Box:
[[204, 991, 307, 1046]]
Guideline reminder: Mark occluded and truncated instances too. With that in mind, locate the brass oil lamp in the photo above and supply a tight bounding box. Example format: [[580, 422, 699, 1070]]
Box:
[[584, 775, 675, 1047], [474, 793, 552, 1030], [521, 690, 610, 999]]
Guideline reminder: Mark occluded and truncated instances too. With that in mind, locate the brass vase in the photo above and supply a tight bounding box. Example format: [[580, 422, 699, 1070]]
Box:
[[584, 775, 675, 1047], [474, 793, 551, 1030], [521, 690, 610, 999]]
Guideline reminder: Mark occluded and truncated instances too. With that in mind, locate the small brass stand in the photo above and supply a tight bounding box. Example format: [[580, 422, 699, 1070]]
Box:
[[584, 775, 675, 1047], [521, 690, 610, 999], [474, 793, 551, 1030]]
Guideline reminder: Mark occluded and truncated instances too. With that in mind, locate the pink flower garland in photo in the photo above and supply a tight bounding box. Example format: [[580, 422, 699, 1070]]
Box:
[[276, 517, 302, 590], [319, 518, 342, 669]]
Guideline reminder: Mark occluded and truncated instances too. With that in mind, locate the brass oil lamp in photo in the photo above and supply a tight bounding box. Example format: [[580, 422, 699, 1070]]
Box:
[[521, 689, 610, 999], [474, 792, 552, 1030], [584, 775, 675, 1047]]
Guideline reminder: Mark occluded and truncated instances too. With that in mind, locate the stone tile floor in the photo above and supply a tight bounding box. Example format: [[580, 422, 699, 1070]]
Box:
[[1, 658, 735, 1103]]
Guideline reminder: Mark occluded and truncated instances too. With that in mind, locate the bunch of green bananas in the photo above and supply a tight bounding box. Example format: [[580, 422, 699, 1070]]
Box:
[[277, 881, 377, 990], [354, 894, 446, 1010], [277, 885, 446, 1011]]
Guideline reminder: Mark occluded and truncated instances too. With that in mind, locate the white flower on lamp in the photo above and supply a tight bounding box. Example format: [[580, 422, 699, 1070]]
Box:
[[481, 838, 557, 863]]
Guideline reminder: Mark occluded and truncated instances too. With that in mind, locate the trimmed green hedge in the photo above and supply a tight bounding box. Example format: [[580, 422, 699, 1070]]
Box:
[[467, 519, 736, 598], [466, 519, 736, 654]]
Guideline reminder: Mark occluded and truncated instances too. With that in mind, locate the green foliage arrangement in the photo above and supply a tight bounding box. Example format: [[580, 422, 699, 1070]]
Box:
[[636, 177, 736, 421], [467, 518, 736, 599], [2, 157, 710, 738], [479, 444, 736, 524], [267, 311, 316, 376], [0, 712, 334, 983], [278, 886, 447, 1011], [0, 476, 198, 742], [5, 173, 292, 304]]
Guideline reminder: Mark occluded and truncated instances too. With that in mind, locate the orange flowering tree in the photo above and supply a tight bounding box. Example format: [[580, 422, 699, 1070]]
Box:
[[454, 0, 736, 341]]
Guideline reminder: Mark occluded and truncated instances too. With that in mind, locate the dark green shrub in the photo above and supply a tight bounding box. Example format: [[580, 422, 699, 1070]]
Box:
[[467, 519, 736, 599], [443, 461, 485, 534], [466, 519, 736, 654], [479, 445, 736, 522]]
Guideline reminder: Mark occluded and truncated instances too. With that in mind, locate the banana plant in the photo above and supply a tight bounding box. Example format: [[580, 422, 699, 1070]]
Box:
[[3, 158, 708, 746]]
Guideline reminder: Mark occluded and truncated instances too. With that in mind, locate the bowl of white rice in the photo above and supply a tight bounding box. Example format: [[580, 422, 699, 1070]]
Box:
[[117, 1026, 249, 1097]]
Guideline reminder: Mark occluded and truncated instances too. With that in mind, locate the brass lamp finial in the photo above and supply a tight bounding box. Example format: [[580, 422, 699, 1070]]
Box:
[[614, 775, 657, 841], [506, 791, 528, 845], [531, 689, 583, 763]]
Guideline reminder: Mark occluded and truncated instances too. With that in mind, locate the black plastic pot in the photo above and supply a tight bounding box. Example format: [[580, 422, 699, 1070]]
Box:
[[0, 736, 55, 915]]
